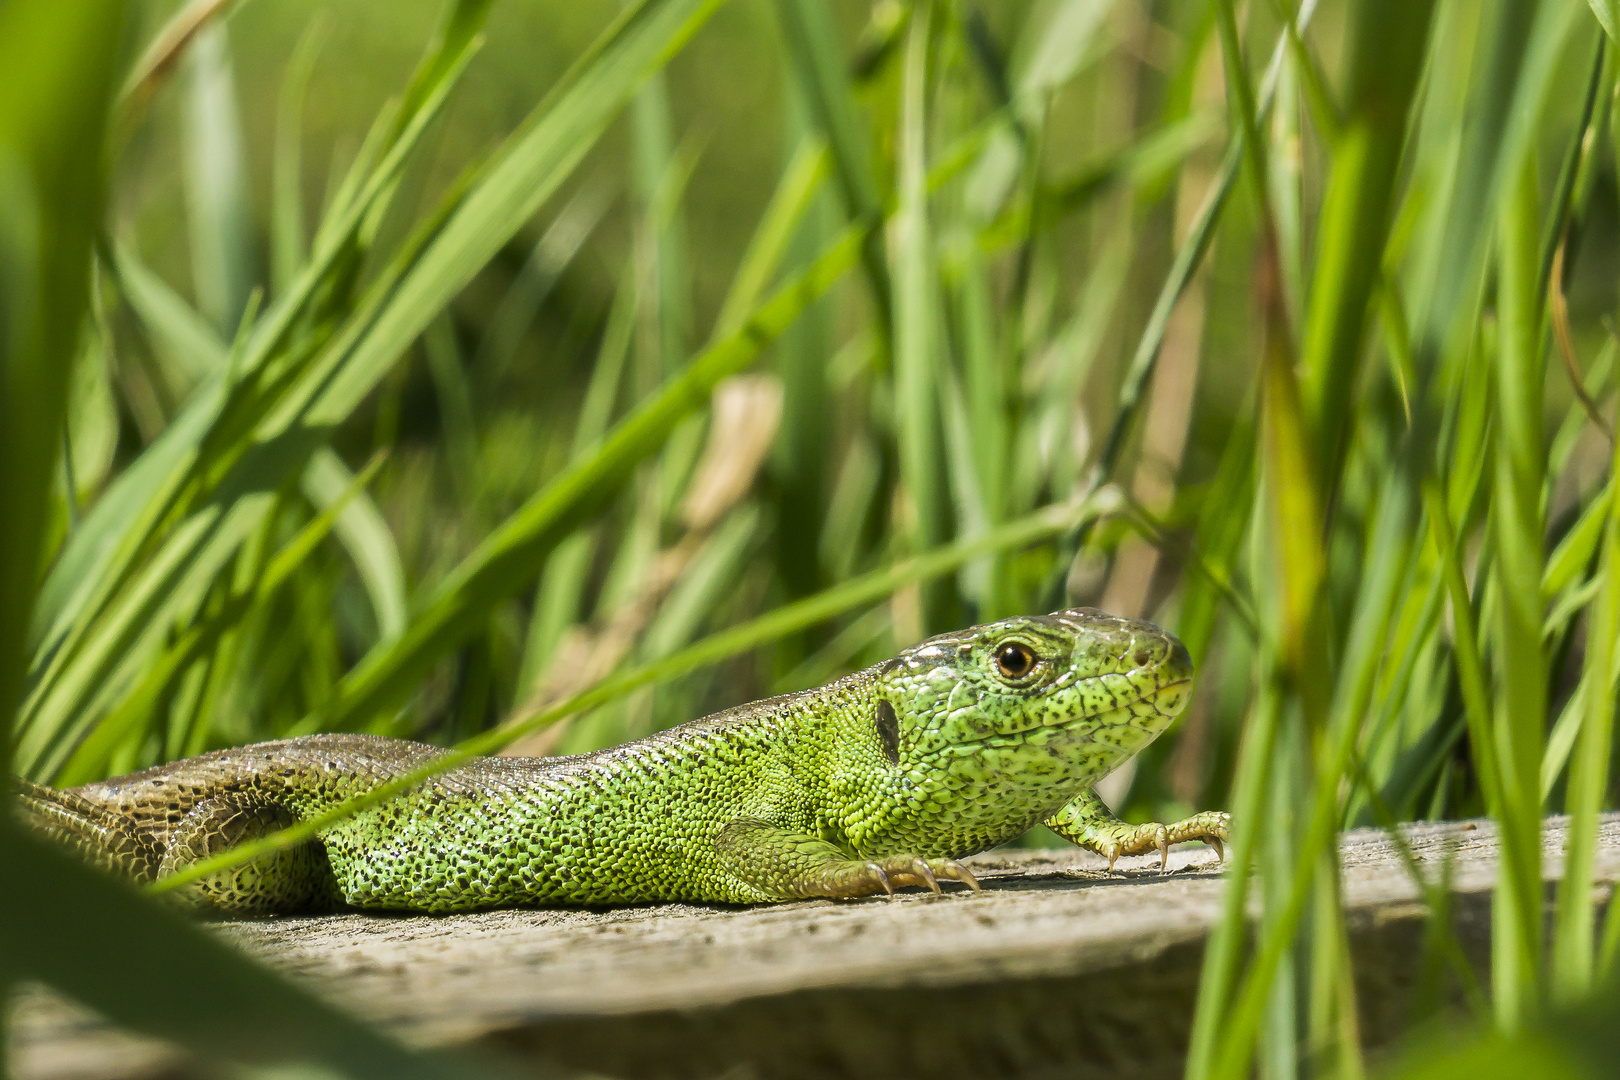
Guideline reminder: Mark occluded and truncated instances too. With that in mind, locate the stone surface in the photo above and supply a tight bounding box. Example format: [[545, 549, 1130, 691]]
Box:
[[12, 816, 1620, 1080]]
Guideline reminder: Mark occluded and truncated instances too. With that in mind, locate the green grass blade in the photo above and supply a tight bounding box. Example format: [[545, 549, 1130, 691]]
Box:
[[270, 15, 327, 298], [771, 98, 839, 616], [1413, 0, 1579, 365], [772, 0, 892, 322], [1551, 391, 1620, 1002], [113, 241, 228, 379], [301, 448, 407, 642], [476, 181, 612, 378], [1011, 0, 1118, 115], [423, 314, 479, 492], [1423, 479, 1504, 816], [5, 832, 491, 1079], [1591, 0, 1620, 46], [641, 507, 761, 659], [713, 135, 829, 340], [0, 0, 125, 772], [182, 21, 255, 334], [1300, 0, 1435, 495], [1489, 156, 1548, 1030], [891, 0, 950, 628]]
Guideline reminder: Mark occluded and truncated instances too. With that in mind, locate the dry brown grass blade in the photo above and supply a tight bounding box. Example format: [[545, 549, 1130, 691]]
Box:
[[119, 0, 241, 118], [1550, 239, 1616, 445]]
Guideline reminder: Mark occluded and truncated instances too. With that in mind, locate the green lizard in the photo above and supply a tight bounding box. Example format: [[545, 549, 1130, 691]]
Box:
[[14, 607, 1228, 915]]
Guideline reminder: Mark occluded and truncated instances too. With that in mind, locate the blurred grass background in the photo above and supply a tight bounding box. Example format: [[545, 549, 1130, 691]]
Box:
[[9, 0, 1620, 1075]]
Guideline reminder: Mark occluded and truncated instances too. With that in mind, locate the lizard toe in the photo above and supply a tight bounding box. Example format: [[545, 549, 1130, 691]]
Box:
[[935, 858, 981, 893], [885, 857, 940, 895], [863, 861, 895, 899]]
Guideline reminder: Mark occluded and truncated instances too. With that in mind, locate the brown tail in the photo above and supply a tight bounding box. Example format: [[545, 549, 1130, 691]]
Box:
[[13, 778, 161, 883]]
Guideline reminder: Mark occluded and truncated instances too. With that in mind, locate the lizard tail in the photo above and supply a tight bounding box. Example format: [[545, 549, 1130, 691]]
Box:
[[12, 778, 162, 883]]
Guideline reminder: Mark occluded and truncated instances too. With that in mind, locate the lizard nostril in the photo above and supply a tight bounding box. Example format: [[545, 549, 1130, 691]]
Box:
[[1133, 649, 1152, 668]]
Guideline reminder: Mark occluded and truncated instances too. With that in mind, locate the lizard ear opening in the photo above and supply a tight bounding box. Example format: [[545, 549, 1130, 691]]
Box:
[[875, 700, 900, 765]]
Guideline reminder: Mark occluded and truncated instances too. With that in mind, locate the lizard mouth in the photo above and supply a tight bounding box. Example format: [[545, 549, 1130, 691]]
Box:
[[952, 672, 1193, 748]]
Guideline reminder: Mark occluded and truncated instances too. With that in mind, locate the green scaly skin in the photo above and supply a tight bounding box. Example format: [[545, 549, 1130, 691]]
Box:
[[13, 608, 1229, 915]]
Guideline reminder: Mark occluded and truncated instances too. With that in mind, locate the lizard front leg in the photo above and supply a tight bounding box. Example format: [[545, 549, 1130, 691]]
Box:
[[1045, 787, 1229, 871], [714, 818, 980, 900]]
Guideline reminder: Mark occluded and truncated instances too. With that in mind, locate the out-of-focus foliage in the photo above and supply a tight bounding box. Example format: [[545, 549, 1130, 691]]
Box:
[[11, 0, 1620, 1074]]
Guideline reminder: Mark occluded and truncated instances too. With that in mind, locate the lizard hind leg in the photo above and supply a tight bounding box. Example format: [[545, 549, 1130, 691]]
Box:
[[160, 797, 340, 917], [714, 818, 980, 901]]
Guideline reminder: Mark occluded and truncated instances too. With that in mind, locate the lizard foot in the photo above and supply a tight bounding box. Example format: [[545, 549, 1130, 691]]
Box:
[[814, 854, 982, 900], [1078, 811, 1231, 871], [1045, 790, 1230, 873], [715, 818, 982, 901]]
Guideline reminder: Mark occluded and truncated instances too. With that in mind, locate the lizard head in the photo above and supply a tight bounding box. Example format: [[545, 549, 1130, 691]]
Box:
[[851, 608, 1192, 853]]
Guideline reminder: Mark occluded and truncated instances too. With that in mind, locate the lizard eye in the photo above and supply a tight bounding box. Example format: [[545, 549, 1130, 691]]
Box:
[[994, 642, 1037, 680]]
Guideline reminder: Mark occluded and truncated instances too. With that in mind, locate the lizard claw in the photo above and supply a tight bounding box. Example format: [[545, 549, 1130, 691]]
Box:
[[891, 857, 940, 895], [864, 862, 894, 898], [936, 859, 981, 893]]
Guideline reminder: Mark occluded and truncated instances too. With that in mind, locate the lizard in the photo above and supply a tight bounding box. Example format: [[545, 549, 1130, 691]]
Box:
[[13, 607, 1229, 916]]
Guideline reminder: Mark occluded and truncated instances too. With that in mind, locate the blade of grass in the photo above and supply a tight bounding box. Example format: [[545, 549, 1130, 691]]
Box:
[[891, 0, 951, 629], [1489, 156, 1548, 1031], [772, 100, 839, 618], [773, 0, 892, 326], [1414, 0, 1579, 367], [113, 242, 230, 381], [1300, 0, 1435, 500], [182, 21, 255, 335], [712, 136, 830, 340], [4, 832, 493, 1079], [270, 14, 327, 298], [0, 0, 125, 775], [423, 314, 479, 492], [1551, 387, 1620, 1002], [477, 180, 613, 379], [301, 448, 408, 643]]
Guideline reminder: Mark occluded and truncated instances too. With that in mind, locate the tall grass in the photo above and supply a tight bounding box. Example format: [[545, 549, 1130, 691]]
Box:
[[9, 0, 1620, 1075]]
